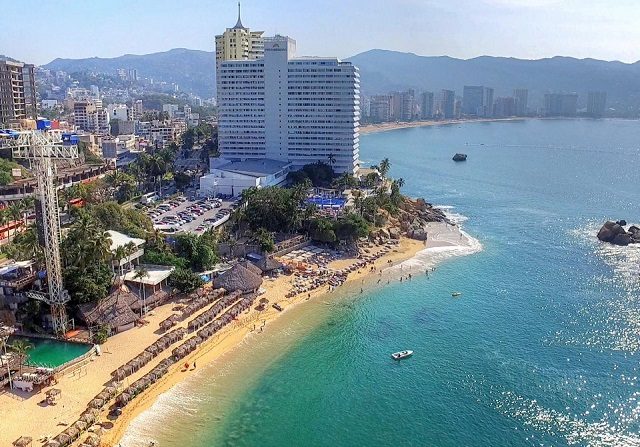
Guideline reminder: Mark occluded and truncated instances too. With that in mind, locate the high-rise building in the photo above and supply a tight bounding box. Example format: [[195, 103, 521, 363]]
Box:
[[217, 34, 360, 173], [439, 89, 455, 119], [132, 99, 143, 121], [420, 91, 434, 119], [587, 91, 607, 118], [544, 93, 578, 117], [493, 97, 516, 117], [0, 60, 36, 125], [513, 88, 528, 116], [389, 90, 415, 121], [462, 86, 494, 117], [215, 3, 264, 66], [370, 95, 392, 122], [74, 101, 110, 134]]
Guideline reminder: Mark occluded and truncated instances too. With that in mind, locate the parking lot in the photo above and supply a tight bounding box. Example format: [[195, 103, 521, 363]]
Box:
[[143, 195, 239, 234]]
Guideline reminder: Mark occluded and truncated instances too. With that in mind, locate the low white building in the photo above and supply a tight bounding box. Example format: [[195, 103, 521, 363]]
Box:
[[107, 230, 145, 275], [199, 158, 291, 197]]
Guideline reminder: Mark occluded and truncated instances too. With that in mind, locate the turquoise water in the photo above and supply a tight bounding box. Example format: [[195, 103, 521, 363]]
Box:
[[8, 336, 92, 368], [127, 119, 640, 446]]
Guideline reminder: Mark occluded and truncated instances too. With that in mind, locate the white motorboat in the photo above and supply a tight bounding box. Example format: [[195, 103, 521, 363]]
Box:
[[391, 350, 413, 360]]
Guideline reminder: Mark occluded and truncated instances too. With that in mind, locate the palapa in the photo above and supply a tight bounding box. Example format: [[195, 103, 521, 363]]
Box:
[[78, 289, 139, 331], [88, 398, 105, 409], [12, 437, 32, 447], [256, 256, 283, 273], [215, 264, 263, 293], [81, 433, 100, 447], [239, 260, 264, 276]]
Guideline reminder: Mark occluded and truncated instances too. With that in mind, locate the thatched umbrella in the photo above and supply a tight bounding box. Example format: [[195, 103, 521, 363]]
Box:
[[12, 437, 32, 447], [44, 441, 60, 447], [257, 256, 283, 273], [73, 420, 88, 432], [88, 398, 104, 409], [80, 409, 98, 425], [215, 264, 263, 293], [239, 260, 264, 276], [63, 426, 80, 440], [81, 433, 100, 447], [117, 392, 131, 406], [54, 433, 71, 446]]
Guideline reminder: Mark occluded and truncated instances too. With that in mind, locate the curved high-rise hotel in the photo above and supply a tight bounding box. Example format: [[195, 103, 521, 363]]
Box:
[[214, 7, 360, 174]]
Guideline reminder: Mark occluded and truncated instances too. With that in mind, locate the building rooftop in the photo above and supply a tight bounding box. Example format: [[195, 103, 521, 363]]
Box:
[[123, 265, 174, 286], [214, 158, 292, 177], [106, 230, 145, 252]]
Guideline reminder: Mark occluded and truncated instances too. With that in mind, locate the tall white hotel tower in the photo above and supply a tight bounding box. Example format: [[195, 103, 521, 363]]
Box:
[[214, 7, 361, 174]]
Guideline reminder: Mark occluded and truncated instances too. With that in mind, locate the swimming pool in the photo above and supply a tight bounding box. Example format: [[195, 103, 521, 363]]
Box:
[[7, 336, 93, 368], [306, 197, 346, 208]]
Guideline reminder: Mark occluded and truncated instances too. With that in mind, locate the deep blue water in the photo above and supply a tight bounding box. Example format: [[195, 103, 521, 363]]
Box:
[[146, 119, 640, 446]]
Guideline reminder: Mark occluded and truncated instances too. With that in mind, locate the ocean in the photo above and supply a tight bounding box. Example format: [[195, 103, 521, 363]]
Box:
[[122, 119, 640, 446]]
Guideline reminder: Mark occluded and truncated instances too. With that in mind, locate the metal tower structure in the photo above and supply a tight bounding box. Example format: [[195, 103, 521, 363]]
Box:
[[1, 129, 78, 334]]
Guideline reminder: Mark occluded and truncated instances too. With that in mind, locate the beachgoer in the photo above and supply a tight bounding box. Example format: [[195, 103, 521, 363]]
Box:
[[194, 361, 197, 369]]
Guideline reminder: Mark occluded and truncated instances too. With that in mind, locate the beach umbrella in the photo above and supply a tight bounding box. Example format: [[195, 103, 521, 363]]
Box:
[[12, 437, 32, 447]]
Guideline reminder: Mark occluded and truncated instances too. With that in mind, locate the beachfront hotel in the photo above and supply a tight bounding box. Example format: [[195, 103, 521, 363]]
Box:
[[212, 11, 361, 177]]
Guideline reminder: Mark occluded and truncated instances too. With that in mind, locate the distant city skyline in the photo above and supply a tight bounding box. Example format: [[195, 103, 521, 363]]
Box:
[[3, 0, 640, 65]]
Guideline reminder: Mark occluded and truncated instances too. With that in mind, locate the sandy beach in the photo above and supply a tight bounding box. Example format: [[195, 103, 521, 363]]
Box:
[[0, 222, 474, 447], [359, 117, 524, 135]]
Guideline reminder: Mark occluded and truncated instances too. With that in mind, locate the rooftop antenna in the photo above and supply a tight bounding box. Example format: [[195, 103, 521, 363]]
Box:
[[234, 1, 245, 29]]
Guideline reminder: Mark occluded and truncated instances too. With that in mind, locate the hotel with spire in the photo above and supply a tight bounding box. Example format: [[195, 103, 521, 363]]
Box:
[[209, 4, 360, 186], [214, 3, 264, 65]]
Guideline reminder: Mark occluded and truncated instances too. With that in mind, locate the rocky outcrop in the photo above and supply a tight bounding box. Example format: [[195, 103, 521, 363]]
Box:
[[392, 197, 454, 241], [597, 220, 640, 246]]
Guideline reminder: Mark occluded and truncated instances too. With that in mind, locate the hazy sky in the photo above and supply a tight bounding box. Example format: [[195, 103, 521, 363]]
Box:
[[3, 0, 640, 65]]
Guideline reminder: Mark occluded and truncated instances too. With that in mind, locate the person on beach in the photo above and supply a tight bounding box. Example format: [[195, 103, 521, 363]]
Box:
[[193, 361, 197, 369]]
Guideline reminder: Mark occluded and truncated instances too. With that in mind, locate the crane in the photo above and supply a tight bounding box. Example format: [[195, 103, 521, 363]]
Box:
[[0, 123, 78, 335]]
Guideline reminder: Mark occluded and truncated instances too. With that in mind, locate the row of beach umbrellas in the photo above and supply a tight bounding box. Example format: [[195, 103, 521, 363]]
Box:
[[187, 291, 242, 331]]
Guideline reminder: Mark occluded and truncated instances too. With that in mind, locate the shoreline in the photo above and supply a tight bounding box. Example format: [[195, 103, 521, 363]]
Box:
[[359, 117, 526, 135], [108, 222, 480, 447], [0, 223, 478, 447]]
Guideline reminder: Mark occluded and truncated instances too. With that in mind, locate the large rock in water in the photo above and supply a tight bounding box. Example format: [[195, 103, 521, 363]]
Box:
[[612, 233, 632, 246], [597, 221, 624, 243], [597, 220, 640, 246]]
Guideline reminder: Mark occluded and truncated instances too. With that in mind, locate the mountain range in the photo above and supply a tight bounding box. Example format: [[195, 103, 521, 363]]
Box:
[[42, 48, 640, 110], [44, 48, 215, 98]]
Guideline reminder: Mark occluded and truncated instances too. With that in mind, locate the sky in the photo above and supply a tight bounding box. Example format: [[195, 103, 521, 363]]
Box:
[[2, 0, 640, 65]]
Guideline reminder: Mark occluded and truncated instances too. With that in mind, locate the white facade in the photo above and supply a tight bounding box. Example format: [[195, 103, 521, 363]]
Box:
[[199, 158, 291, 197], [162, 104, 179, 118], [217, 35, 360, 174], [108, 103, 129, 121]]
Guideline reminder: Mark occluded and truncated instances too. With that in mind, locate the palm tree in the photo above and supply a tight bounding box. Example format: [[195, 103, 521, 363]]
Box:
[[379, 158, 391, 181], [327, 153, 336, 168], [91, 231, 113, 263], [133, 267, 149, 316], [7, 203, 23, 241], [352, 190, 364, 217], [396, 177, 405, 189], [19, 197, 34, 226], [112, 246, 127, 277], [0, 209, 8, 242], [10, 339, 33, 374]]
